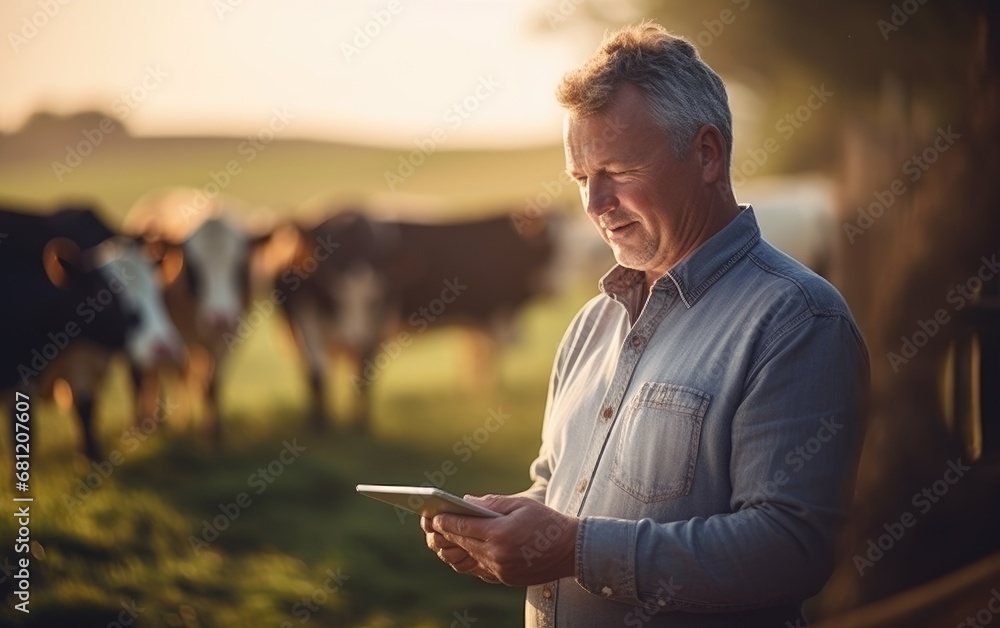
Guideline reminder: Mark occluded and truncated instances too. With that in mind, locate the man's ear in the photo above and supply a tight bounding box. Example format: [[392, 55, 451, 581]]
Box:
[[42, 237, 83, 289], [695, 124, 727, 185]]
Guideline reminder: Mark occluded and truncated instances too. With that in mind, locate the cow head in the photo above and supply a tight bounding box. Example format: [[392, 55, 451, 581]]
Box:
[[300, 211, 393, 355], [151, 217, 276, 337], [42, 236, 184, 369]]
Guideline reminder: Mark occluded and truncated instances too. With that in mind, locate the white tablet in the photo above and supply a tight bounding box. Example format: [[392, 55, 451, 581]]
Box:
[[356, 484, 500, 518]]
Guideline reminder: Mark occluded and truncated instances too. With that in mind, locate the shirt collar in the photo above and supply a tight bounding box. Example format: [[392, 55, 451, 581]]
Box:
[[599, 205, 761, 308]]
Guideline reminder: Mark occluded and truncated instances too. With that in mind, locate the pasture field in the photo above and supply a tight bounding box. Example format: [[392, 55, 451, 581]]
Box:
[[0, 130, 600, 626], [0, 275, 596, 628]]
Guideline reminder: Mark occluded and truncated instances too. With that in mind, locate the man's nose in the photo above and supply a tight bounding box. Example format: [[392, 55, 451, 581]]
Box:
[[585, 178, 617, 218]]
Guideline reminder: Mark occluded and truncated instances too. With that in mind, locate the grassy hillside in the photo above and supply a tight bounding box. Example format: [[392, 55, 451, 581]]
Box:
[[0, 112, 571, 223]]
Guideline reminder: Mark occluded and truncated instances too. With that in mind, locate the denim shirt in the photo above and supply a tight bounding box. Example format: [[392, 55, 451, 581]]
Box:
[[522, 207, 869, 628]]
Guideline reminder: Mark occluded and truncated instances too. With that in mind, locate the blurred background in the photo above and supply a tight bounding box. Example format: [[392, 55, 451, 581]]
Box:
[[1, 0, 998, 626]]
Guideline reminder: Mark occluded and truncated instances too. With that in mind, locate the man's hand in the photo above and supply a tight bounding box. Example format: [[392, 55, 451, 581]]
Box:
[[421, 494, 578, 586]]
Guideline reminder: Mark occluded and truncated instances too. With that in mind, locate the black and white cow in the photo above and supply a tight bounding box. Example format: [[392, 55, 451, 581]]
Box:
[[0, 204, 183, 459]]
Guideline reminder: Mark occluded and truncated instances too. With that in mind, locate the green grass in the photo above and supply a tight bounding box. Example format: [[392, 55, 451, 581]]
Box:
[[0, 276, 595, 628]]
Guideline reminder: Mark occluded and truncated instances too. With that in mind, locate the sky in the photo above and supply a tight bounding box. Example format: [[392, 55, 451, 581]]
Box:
[[1, 0, 633, 148]]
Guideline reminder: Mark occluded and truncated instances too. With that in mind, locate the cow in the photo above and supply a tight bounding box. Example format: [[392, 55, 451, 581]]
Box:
[[123, 190, 278, 445], [279, 210, 393, 432], [280, 209, 556, 432], [0, 204, 183, 459]]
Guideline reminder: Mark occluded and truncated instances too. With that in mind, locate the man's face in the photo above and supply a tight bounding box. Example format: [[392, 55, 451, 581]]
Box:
[[564, 82, 705, 282]]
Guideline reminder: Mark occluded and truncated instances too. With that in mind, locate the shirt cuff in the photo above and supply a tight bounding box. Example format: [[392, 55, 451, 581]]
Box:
[[575, 516, 639, 601]]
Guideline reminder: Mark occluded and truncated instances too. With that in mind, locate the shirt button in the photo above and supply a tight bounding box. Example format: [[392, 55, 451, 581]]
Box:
[[601, 406, 613, 420], [631, 334, 644, 348], [542, 586, 553, 599], [577, 478, 588, 493]]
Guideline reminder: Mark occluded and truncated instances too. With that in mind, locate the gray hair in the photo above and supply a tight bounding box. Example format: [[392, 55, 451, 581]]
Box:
[[556, 22, 732, 164]]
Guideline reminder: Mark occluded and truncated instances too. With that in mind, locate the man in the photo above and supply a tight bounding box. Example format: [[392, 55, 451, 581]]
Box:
[[423, 22, 868, 627]]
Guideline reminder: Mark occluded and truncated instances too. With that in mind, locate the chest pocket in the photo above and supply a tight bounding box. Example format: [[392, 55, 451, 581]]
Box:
[[610, 382, 710, 503]]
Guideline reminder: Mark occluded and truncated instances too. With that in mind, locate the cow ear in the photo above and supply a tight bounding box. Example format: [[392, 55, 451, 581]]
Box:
[[253, 223, 302, 278], [160, 245, 185, 286], [42, 237, 83, 289], [135, 235, 185, 286]]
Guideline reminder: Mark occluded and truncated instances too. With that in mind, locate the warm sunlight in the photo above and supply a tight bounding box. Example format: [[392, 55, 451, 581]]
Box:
[[2, 0, 599, 148]]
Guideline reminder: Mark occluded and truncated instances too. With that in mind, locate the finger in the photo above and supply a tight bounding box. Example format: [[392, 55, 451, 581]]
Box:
[[437, 545, 470, 565], [420, 516, 434, 534], [445, 553, 481, 574], [464, 494, 527, 515], [426, 531, 458, 552], [437, 529, 489, 556], [469, 565, 501, 583], [433, 514, 489, 541]]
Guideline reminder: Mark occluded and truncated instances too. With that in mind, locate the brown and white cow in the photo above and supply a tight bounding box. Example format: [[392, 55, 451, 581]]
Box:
[[278, 210, 393, 432], [124, 190, 277, 445], [279, 208, 556, 432]]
